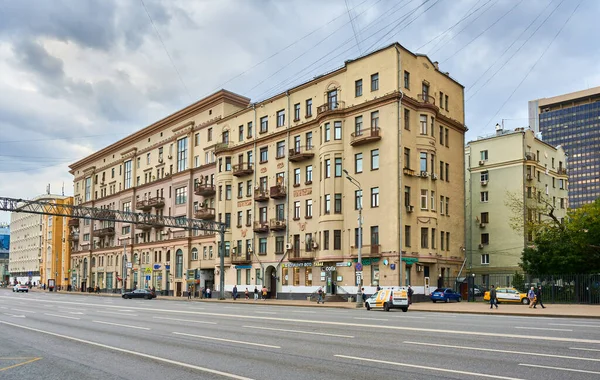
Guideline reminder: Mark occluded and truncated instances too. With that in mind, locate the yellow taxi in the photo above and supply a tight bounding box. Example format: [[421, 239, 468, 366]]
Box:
[[365, 288, 409, 312], [484, 287, 530, 305]]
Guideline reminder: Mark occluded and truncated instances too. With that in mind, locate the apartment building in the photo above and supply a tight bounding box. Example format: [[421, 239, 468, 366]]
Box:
[[69, 43, 466, 298], [0, 224, 9, 284], [529, 86, 600, 208], [465, 127, 568, 277], [9, 194, 71, 285]]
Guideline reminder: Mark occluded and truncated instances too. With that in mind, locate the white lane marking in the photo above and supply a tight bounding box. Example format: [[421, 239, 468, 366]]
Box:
[[58, 307, 87, 312], [254, 311, 277, 315], [3, 313, 25, 318], [0, 321, 253, 380], [519, 363, 600, 375], [390, 315, 425, 319], [514, 326, 572, 332], [353, 317, 388, 321], [223, 307, 241, 309], [96, 311, 139, 317], [10, 308, 36, 314], [404, 341, 600, 363], [93, 320, 150, 330], [69, 312, 84, 315], [335, 355, 524, 380], [6, 296, 600, 344], [153, 316, 216, 325], [173, 332, 280, 349], [288, 310, 317, 314], [244, 326, 353, 338], [570, 347, 600, 352], [44, 313, 80, 320], [0, 306, 7, 309], [550, 323, 600, 328]]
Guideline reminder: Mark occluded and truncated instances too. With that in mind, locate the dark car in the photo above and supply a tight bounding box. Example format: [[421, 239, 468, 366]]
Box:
[[430, 288, 462, 303], [122, 289, 156, 300]]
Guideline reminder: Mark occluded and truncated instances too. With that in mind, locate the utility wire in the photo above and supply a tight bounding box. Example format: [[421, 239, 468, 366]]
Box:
[[140, 0, 191, 101], [483, 0, 582, 129], [440, 0, 524, 63], [465, 0, 555, 94], [346, 0, 363, 54], [0, 133, 128, 144]]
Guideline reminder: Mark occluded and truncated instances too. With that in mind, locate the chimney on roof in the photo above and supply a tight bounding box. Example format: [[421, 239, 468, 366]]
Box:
[[495, 123, 503, 135], [433, 61, 439, 70]]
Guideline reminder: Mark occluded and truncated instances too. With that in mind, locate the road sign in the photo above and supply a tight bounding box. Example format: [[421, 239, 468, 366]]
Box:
[[144, 267, 152, 274], [355, 263, 363, 271], [126, 262, 132, 269]]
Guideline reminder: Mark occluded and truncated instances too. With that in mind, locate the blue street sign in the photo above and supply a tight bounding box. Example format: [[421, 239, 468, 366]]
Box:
[[165, 265, 171, 270], [355, 263, 363, 271], [153, 264, 161, 270], [145, 275, 151, 281]]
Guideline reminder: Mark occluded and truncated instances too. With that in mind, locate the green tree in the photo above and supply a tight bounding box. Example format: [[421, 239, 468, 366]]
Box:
[[512, 272, 525, 292]]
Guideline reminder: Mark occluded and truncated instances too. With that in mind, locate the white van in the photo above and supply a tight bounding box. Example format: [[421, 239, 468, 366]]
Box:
[[365, 288, 409, 312]]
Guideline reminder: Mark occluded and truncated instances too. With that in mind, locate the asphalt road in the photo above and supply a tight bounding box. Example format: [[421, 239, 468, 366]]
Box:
[[1, 289, 599, 380]]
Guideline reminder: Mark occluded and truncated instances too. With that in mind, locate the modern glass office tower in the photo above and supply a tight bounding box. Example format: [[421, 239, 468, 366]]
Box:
[[529, 87, 600, 208]]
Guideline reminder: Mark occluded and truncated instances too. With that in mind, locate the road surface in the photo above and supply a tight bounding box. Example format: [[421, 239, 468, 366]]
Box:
[[0, 290, 599, 379]]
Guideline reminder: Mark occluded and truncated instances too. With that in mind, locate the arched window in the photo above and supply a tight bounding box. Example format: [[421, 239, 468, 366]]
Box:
[[191, 247, 198, 261], [175, 249, 183, 278], [91, 257, 96, 267], [83, 258, 88, 277], [166, 250, 171, 262], [133, 253, 138, 265]]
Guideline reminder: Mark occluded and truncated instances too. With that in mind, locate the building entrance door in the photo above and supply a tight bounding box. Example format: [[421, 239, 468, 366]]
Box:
[[326, 270, 337, 294], [176, 282, 182, 297]]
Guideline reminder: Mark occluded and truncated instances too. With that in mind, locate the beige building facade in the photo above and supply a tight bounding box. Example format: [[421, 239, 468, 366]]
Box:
[[69, 43, 466, 298], [465, 127, 568, 278]]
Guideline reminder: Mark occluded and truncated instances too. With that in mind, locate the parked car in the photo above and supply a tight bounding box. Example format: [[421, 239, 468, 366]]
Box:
[[469, 288, 483, 297], [13, 284, 29, 293], [122, 289, 156, 300], [484, 287, 529, 304], [365, 289, 409, 312], [430, 288, 461, 303]]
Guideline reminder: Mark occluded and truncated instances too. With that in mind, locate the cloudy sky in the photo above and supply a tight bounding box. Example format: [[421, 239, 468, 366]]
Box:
[[0, 0, 596, 224]]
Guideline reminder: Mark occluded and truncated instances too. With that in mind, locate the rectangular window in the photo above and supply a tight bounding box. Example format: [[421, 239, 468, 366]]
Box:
[[404, 186, 411, 207], [431, 228, 436, 249], [225, 213, 231, 229], [124, 160, 132, 190], [259, 238, 267, 255], [354, 115, 363, 135], [175, 187, 187, 205], [237, 211, 243, 227], [325, 159, 331, 178], [294, 168, 301, 186], [306, 165, 313, 183], [481, 254, 489, 265], [225, 157, 231, 171], [403, 70, 410, 89], [84, 177, 92, 201], [439, 126, 444, 145], [420, 115, 427, 135], [355, 153, 363, 173], [306, 132, 313, 148], [445, 163, 449, 181], [323, 230, 330, 250], [333, 230, 341, 250], [334, 121, 342, 140], [371, 226, 379, 246], [293, 201, 300, 219], [246, 180, 252, 197], [404, 148, 410, 169], [481, 172, 489, 182], [355, 79, 363, 97], [306, 199, 313, 218], [238, 182, 243, 198], [439, 161, 444, 180], [259, 206, 267, 223], [445, 95, 448, 111], [177, 137, 188, 172], [371, 149, 379, 170], [421, 227, 428, 248], [371, 73, 379, 91], [420, 189, 428, 210], [354, 228, 361, 248], [238, 124, 244, 142], [446, 232, 450, 251], [334, 193, 342, 213], [327, 89, 338, 109], [430, 190, 436, 211], [335, 158, 342, 177], [371, 111, 379, 129], [481, 212, 489, 224], [324, 194, 331, 214], [275, 236, 285, 254], [246, 210, 252, 226], [260, 116, 268, 133], [445, 128, 449, 147], [480, 150, 489, 161], [404, 109, 410, 130], [225, 185, 232, 200], [324, 123, 331, 142], [247, 121, 253, 138], [445, 197, 449, 216], [481, 191, 488, 202], [481, 233, 489, 245], [404, 225, 411, 247], [294, 103, 301, 121], [276, 141, 285, 158], [371, 187, 379, 208], [260, 147, 268, 163], [355, 190, 363, 210], [277, 110, 285, 127], [306, 98, 312, 117], [420, 152, 427, 172]]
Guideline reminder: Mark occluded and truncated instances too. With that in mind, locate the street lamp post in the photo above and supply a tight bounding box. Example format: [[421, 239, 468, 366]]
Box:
[[343, 169, 363, 308]]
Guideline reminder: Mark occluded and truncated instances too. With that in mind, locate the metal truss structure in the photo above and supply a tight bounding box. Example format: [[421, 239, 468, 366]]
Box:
[[0, 196, 227, 299]]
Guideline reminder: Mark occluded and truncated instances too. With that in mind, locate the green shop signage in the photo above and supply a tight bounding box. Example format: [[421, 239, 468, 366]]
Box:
[[351, 258, 381, 266]]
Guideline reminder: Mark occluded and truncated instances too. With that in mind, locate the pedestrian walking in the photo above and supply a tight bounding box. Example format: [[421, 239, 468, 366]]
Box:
[[489, 285, 498, 309], [361, 287, 367, 303], [244, 288, 249, 300], [187, 286, 193, 300], [232, 285, 238, 300], [206, 287, 211, 299], [317, 287, 324, 304], [376, 285, 381, 292], [261, 286, 268, 300], [407, 285, 414, 305], [528, 286, 536, 308], [535, 286, 546, 309], [253, 286, 258, 301]]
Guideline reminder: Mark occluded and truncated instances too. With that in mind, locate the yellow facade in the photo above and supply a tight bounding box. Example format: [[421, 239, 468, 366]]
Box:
[[69, 43, 466, 298], [40, 196, 73, 288]]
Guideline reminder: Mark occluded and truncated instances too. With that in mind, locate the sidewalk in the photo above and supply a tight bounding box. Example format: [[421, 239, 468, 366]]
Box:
[[23, 288, 600, 318]]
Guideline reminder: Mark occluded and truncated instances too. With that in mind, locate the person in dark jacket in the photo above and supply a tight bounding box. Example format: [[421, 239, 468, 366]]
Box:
[[489, 285, 498, 309], [232, 285, 238, 300], [534, 286, 546, 308]]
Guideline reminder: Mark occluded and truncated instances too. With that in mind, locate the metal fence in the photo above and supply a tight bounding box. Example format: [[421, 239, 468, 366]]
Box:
[[439, 273, 600, 304]]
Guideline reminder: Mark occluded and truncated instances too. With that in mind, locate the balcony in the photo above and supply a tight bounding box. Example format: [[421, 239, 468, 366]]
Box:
[[254, 188, 269, 202], [95, 227, 115, 237], [253, 221, 269, 233], [231, 253, 252, 265], [147, 196, 165, 208], [525, 153, 537, 161], [68, 232, 79, 242], [288, 249, 316, 262], [194, 207, 216, 220], [269, 218, 286, 231], [233, 162, 254, 177], [214, 142, 230, 154], [194, 183, 216, 196], [136, 200, 152, 211], [68, 218, 79, 228], [558, 167, 567, 175], [403, 167, 415, 176], [350, 244, 382, 258], [350, 127, 381, 146], [270, 185, 286, 199], [288, 146, 315, 162], [317, 101, 345, 115]]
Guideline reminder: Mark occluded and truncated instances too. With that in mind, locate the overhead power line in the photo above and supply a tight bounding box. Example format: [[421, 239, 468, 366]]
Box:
[[483, 0, 582, 128], [346, 0, 364, 54]]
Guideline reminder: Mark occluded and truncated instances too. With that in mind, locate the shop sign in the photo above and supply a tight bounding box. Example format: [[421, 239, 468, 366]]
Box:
[[126, 262, 133, 269], [282, 262, 312, 268], [336, 262, 351, 267], [235, 265, 252, 269], [153, 264, 161, 270], [322, 266, 336, 272], [351, 258, 381, 266], [313, 262, 324, 267]]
